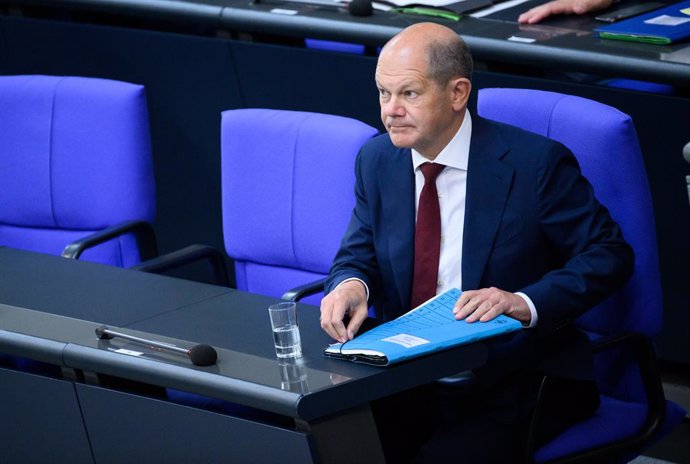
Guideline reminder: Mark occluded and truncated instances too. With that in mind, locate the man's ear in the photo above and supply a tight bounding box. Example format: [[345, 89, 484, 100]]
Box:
[[450, 78, 471, 112]]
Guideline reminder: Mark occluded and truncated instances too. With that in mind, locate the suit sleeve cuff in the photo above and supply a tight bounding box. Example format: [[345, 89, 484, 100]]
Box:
[[515, 292, 538, 328], [335, 278, 370, 302]]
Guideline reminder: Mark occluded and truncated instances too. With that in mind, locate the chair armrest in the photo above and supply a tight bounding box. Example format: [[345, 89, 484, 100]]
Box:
[[130, 244, 230, 287], [61, 220, 158, 261], [591, 331, 667, 441], [526, 331, 667, 464], [281, 277, 326, 302]]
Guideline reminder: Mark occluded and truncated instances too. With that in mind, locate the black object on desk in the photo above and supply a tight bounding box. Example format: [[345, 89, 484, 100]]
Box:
[[95, 325, 218, 366]]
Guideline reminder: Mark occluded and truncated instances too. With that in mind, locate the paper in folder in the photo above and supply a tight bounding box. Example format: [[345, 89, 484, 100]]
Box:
[[323, 288, 522, 366], [596, 1, 690, 44]]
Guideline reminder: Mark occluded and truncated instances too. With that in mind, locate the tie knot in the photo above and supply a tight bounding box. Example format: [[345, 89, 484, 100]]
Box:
[[420, 162, 445, 183]]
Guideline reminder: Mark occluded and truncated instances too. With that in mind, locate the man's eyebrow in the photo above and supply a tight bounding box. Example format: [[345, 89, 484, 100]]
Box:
[[375, 79, 421, 90]]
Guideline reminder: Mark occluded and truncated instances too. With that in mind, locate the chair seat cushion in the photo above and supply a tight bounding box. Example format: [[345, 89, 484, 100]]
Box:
[[535, 396, 686, 462], [534, 395, 647, 462], [235, 261, 325, 306]]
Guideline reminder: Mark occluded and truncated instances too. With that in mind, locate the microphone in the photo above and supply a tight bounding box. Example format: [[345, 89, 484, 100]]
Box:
[[349, 0, 373, 16], [95, 325, 218, 366]]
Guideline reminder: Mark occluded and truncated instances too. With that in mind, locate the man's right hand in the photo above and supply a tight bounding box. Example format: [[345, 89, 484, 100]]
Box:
[[320, 280, 369, 343]]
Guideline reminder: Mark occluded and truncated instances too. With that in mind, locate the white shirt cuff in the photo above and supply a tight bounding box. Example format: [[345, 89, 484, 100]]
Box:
[[335, 278, 370, 302], [514, 292, 538, 328]]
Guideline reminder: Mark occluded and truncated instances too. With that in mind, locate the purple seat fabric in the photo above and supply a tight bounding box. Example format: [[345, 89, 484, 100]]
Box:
[[0, 75, 156, 267], [304, 39, 366, 55], [600, 78, 676, 95], [478, 88, 685, 462], [221, 109, 378, 306]]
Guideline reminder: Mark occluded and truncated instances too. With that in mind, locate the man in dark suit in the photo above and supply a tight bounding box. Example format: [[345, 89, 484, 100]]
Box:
[[320, 22, 633, 462]]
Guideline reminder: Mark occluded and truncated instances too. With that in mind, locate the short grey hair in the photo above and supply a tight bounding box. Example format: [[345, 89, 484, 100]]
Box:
[[426, 35, 473, 87]]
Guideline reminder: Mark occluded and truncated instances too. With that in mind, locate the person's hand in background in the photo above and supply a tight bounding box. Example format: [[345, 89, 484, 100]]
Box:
[[518, 0, 614, 24]]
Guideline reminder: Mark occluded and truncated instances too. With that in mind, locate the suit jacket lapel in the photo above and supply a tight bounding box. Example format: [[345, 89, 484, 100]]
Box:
[[378, 147, 415, 311], [462, 117, 514, 290]]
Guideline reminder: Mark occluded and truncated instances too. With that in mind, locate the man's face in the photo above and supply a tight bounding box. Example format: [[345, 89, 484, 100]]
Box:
[[375, 48, 458, 159]]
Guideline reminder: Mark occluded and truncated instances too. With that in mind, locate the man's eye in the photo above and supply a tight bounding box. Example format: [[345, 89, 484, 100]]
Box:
[[404, 91, 418, 98]]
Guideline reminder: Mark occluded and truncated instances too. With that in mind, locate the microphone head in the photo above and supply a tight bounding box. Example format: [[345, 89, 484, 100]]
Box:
[[188, 344, 218, 366], [95, 325, 113, 340], [683, 141, 690, 164], [349, 0, 373, 16]]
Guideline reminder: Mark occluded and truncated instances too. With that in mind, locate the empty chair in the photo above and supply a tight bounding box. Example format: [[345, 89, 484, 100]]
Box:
[[132, 108, 377, 414], [477, 87, 686, 463], [0, 75, 157, 267], [222, 108, 378, 305], [135, 109, 378, 305]]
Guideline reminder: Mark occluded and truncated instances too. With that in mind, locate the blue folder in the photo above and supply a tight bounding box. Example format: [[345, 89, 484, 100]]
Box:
[[323, 288, 522, 366], [596, 1, 690, 44]]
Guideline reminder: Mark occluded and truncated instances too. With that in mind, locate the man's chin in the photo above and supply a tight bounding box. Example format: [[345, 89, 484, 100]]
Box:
[[388, 133, 414, 149]]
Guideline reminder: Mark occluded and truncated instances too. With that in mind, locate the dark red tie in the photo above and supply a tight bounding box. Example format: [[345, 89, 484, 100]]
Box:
[[411, 162, 446, 309]]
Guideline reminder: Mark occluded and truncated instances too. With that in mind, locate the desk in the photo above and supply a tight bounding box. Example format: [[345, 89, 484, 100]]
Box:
[[4, 0, 690, 85], [0, 248, 487, 463]]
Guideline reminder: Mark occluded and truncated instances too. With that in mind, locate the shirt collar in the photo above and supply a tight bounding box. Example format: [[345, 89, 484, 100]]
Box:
[[412, 109, 471, 172]]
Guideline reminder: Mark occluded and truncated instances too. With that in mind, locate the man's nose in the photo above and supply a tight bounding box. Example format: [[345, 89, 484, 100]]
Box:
[[382, 96, 404, 117]]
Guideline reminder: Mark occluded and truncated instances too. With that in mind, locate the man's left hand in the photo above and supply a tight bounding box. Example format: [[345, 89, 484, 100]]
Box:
[[453, 287, 531, 324]]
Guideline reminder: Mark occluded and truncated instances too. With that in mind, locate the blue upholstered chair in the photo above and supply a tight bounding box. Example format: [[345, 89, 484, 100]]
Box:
[[221, 108, 378, 305], [477, 88, 686, 463], [135, 109, 378, 305], [0, 75, 157, 267], [133, 108, 377, 413]]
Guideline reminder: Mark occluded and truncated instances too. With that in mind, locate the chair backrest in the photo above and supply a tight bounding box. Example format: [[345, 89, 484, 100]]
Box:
[[477, 88, 662, 400], [221, 108, 378, 306], [0, 75, 156, 267]]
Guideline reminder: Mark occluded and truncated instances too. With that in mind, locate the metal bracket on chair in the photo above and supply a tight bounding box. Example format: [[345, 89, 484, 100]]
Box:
[[61, 220, 158, 262], [130, 244, 230, 288], [281, 278, 326, 302]]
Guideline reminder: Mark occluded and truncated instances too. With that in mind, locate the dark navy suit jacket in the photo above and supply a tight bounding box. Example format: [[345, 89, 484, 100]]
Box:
[[326, 116, 633, 373]]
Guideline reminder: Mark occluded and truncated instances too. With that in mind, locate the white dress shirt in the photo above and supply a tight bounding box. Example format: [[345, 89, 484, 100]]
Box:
[[411, 111, 471, 296]]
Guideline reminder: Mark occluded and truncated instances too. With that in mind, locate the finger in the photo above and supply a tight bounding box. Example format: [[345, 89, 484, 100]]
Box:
[[465, 299, 497, 323], [518, 7, 547, 24], [455, 300, 480, 319], [346, 306, 368, 340], [320, 299, 347, 342], [331, 316, 349, 343], [324, 308, 348, 342], [453, 290, 479, 313], [478, 304, 505, 323], [454, 294, 488, 320], [519, 3, 559, 23], [527, 10, 551, 23], [519, 0, 577, 23]]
